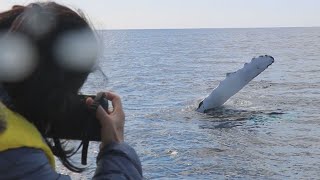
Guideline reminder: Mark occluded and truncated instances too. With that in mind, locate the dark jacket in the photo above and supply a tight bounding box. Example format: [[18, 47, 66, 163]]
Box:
[[0, 143, 142, 180]]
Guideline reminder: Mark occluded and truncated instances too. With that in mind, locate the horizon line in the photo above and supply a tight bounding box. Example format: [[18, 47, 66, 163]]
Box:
[[97, 26, 320, 31]]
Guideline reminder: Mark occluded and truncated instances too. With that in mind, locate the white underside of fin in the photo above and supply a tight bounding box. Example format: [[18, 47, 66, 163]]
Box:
[[197, 55, 274, 113]]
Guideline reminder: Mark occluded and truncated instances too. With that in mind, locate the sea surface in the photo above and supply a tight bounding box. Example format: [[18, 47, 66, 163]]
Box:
[[57, 27, 320, 179]]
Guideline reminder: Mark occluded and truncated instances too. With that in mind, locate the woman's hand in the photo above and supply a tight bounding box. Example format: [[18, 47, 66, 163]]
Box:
[[86, 92, 125, 149]]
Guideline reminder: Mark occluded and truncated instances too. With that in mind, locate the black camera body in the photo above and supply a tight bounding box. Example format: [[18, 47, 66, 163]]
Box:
[[46, 93, 108, 141], [46, 93, 108, 165]]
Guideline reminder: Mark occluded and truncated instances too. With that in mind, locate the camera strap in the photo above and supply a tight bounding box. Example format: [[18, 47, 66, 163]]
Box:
[[81, 92, 107, 165], [81, 112, 93, 165], [81, 137, 89, 165]]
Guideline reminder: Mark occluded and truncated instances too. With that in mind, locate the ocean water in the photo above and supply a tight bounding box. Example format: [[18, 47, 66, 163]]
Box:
[[57, 27, 320, 179]]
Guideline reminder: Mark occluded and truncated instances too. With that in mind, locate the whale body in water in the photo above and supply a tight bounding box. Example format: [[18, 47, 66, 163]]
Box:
[[197, 55, 274, 113]]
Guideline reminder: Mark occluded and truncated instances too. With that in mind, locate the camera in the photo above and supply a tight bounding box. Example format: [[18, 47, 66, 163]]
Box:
[[46, 93, 108, 141], [46, 93, 108, 165]]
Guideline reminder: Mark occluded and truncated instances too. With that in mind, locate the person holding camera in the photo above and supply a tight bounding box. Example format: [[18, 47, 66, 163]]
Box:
[[0, 2, 142, 179]]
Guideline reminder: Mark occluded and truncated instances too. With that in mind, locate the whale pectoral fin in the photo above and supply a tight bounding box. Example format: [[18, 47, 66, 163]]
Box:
[[198, 55, 274, 113]]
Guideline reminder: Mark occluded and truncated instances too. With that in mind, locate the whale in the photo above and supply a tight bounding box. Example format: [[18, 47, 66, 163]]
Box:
[[197, 55, 274, 113]]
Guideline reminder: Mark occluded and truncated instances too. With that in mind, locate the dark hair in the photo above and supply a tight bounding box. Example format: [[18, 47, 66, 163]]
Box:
[[0, 2, 97, 172]]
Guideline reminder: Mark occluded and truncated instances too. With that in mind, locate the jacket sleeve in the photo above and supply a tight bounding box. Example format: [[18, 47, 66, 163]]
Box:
[[0, 148, 70, 180], [93, 142, 143, 180]]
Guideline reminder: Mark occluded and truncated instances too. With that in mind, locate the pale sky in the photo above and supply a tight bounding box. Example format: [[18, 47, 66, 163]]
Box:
[[1, 0, 319, 29]]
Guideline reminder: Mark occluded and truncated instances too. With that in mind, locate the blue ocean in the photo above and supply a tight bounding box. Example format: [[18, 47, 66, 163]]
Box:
[[58, 27, 320, 179]]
